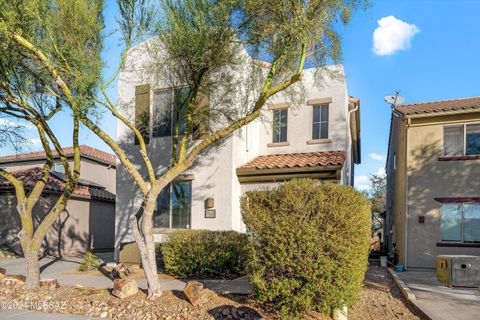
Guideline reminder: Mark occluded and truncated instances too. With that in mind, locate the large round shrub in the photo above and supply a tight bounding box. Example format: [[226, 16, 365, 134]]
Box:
[[241, 179, 371, 319], [159, 230, 249, 277]]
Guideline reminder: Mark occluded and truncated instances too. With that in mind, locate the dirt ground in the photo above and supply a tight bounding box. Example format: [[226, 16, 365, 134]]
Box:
[[0, 265, 426, 320]]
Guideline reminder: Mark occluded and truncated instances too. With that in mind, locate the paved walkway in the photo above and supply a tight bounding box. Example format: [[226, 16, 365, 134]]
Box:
[[397, 269, 480, 320], [0, 257, 251, 293]]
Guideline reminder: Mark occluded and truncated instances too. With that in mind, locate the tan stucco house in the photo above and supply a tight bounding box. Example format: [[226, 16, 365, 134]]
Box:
[[0, 145, 116, 256], [114, 39, 361, 259], [386, 96, 480, 269]]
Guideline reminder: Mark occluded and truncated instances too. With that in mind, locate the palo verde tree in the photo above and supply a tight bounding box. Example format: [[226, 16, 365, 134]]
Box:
[[4, 0, 365, 297], [0, 0, 103, 287]]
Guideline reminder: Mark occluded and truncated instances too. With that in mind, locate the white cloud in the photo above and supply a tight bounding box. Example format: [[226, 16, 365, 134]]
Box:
[[355, 175, 370, 191], [0, 118, 33, 129], [28, 138, 42, 146], [373, 16, 419, 56], [369, 153, 386, 161], [377, 167, 386, 176]]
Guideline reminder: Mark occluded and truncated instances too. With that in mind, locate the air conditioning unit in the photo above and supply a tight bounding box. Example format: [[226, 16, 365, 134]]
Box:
[[436, 255, 480, 287]]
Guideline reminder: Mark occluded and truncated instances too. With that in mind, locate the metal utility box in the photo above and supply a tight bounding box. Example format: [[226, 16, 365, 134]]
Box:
[[436, 255, 480, 287]]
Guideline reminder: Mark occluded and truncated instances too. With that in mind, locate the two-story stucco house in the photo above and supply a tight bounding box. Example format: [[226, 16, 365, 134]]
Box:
[[115, 40, 361, 259], [0, 145, 116, 256], [386, 97, 480, 269]]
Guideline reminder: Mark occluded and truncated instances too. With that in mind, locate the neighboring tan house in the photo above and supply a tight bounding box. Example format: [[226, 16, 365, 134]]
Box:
[[386, 96, 480, 269], [115, 39, 361, 259], [0, 145, 116, 256]]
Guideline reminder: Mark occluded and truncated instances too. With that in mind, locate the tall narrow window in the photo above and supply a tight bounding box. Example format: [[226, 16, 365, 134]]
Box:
[[466, 124, 480, 155], [312, 104, 329, 140], [135, 84, 150, 144], [153, 181, 192, 229], [152, 89, 173, 138], [152, 87, 190, 138], [272, 109, 288, 143], [443, 125, 464, 156]]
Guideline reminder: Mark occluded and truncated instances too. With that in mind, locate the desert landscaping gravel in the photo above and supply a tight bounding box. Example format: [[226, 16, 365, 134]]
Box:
[[0, 265, 426, 319]]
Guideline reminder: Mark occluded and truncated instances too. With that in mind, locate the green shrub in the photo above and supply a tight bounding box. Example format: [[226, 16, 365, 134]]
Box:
[[241, 179, 371, 319], [78, 247, 99, 271], [159, 230, 249, 277]]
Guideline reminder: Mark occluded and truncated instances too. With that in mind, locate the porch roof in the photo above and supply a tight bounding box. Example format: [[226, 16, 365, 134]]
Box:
[[236, 151, 345, 183]]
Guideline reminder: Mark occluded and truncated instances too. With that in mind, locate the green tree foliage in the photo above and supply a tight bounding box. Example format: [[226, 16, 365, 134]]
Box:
[[159, 230, 249, 277], [241, 180, 371, 319]]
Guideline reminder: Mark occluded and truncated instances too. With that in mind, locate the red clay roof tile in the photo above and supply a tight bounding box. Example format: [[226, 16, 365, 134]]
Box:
[[395, 96, 480, 116], [240, 151, 346, 170], [0, 145, 116, 166]]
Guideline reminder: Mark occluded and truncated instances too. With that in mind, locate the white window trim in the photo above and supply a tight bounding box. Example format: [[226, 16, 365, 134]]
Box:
[[441, 202, 480, 243], [310, 103, 330, 141], [442, 122, 480, 157]]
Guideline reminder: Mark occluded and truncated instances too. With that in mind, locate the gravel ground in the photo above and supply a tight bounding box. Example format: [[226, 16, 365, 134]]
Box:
[[0, 265, 426, 319]]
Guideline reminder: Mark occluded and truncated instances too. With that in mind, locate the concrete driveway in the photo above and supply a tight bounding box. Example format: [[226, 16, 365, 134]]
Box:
[[397, 269, 480, 320]]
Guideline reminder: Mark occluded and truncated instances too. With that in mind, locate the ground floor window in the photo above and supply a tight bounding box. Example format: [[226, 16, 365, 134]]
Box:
[[153, 181, 192, 229], [441, 203, 480, 243]]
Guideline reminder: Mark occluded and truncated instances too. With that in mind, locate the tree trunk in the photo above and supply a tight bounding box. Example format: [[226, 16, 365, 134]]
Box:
[[130, 207, 161, 299], [24, 248, 40, 288]]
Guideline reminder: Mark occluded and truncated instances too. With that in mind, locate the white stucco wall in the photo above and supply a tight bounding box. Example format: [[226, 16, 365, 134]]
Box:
[[115, 39, 357, 257]]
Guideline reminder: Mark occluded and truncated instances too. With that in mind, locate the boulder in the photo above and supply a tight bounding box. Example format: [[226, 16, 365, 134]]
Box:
[[40, 278, 60, 289], [1, 274, 26, 286], [112, 278, 138, 299], [0, 267, 5, 278], [184, 281, 209, 306]]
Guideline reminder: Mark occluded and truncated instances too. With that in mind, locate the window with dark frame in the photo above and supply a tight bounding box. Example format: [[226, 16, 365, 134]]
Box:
[[443, 123, 480, 156], [312, 104, 329, 140], [441, 203, 480, 243], [153, 180, 192, 229], [152, 87, 190, 138], [53, 163, 65, 173], [272, 109, 288, 143]]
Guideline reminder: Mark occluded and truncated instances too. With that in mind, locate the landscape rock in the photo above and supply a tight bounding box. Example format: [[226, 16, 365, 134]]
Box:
[[0, 274, 25, 286], [0, 267, 5, 278], [183, 281, 209, 306], [112, 278, 138, 299], [40, 278, 60, 289]]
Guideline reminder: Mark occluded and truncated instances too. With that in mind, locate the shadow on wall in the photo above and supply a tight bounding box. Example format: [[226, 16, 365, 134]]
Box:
[[114, 127, 223, 256], [407, 140, 480, 267], [0, 193, 89, 257]]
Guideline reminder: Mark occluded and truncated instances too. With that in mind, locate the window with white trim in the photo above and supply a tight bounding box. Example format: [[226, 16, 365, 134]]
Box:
[[441, 203, 480, 243], [272, 109, 288, 143], [312, 104, 329, 140], [443, 123, 480, 156]]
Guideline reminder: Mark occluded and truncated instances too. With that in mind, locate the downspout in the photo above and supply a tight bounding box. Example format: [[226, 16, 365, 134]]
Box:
[[346, 103, 359, 185], [404, 117, 411, 269]]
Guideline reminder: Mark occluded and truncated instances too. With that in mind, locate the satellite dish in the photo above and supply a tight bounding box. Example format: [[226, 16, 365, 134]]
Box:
[[384, 91, 405, 106]]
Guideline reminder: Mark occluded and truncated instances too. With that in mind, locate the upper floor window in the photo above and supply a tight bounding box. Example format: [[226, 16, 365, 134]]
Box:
[[312, 104, 329, 140], [272, 109, 288, 143], [153, 87, 189, 138], [153, 180, 192, 229], [441, 203, 480, 243], [443, 123, 480, 156]]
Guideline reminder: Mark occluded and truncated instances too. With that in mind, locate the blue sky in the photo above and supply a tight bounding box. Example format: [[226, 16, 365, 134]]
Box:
[[2, 0, 480, 191]]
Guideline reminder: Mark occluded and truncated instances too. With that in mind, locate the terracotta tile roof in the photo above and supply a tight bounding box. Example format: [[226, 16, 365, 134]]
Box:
[[395, 96, 480, 116], [239, 151, 346, 170], [0, 145, 116, 166], [0, 167, 115, 201]]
